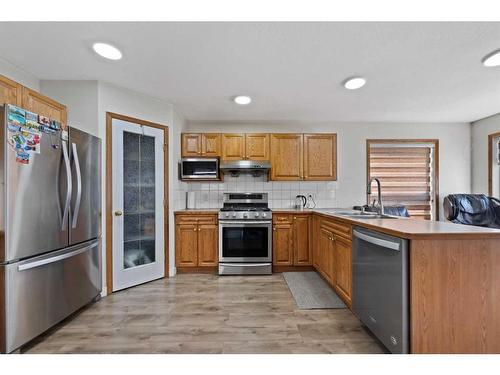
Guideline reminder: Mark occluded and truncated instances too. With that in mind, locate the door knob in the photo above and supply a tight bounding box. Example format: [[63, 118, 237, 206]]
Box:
[[114, 210, 123, 216]]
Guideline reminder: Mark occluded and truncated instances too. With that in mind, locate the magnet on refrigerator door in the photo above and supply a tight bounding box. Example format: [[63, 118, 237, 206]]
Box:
[[15, 151, 30, 165]]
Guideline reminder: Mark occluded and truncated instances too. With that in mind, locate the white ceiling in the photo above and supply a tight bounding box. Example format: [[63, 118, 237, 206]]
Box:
[[0, 22, 499, 123]]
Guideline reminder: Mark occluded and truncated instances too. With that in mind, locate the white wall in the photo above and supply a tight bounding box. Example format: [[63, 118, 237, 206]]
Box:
[[471, 113, 500, 195], [40, 80, 99, 136], [186, 121, 472, 220], [0, 57, 40, 90]]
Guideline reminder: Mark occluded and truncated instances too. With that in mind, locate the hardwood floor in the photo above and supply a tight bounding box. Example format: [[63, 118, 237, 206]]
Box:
[[23, 274, 385, 354]]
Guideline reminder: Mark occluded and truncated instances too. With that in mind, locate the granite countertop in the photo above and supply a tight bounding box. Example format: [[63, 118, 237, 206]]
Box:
[[174, 207, 500, 239]]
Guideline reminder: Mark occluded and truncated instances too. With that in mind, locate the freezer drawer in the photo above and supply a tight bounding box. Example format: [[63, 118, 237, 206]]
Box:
[[1, 239, 101, 353]]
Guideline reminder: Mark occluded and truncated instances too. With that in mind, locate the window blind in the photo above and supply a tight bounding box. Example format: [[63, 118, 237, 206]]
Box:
[[368, 144, 434, 220]]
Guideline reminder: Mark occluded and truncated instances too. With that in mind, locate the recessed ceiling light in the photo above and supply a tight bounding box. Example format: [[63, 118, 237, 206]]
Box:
[[92, 42, 122, 60], [482, 49, 500, 67], [343, 77, 366, 90], [233, 95, 252, 105]]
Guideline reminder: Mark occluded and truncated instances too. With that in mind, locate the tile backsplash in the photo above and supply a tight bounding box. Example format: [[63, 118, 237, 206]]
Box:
[[174, 174, 338, 209]]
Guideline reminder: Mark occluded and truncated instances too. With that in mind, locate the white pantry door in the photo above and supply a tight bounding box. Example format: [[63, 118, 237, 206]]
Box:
[[112, 119, 165, 291]]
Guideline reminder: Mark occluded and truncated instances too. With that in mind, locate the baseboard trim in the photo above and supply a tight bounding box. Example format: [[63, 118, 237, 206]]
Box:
[[176, 266, 218, 274]]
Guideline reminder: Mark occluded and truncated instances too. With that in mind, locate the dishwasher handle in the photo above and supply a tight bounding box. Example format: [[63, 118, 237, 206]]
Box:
[[352, 229, 401, 251]]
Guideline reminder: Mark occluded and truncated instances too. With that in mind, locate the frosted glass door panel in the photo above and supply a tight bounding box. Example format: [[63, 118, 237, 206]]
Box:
[[112, 119, 164, 292]]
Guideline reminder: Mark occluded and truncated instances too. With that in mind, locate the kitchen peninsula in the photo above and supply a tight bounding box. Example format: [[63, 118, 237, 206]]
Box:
[[175, 208, 500, 354]]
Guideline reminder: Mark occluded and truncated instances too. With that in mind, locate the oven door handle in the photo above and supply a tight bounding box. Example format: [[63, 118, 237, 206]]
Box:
[[219, 263, 271, 267], [219, 221, 272, 225]]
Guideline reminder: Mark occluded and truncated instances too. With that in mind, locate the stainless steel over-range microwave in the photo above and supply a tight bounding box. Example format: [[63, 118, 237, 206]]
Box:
[[179, 158, 220, 180]]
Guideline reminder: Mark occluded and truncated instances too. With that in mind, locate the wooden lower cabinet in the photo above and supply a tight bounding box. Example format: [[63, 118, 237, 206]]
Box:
[[272, 213, 311, 267], [273, 222, 294, 266], [175, 223, 199, 267], [312, 216, 353, 307], [333, 236, 352, 306], [318, 226, 335, 285], [175, 214, 218, 270], [198, 223, 219, 266], [293, 214, 311, 265]]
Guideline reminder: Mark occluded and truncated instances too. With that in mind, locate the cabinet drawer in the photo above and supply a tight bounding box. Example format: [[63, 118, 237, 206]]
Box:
[[273, 214, 293, 224], [196, 215, 218, 224], [321, 219, 351, 240], [176, 214, 217, 225]]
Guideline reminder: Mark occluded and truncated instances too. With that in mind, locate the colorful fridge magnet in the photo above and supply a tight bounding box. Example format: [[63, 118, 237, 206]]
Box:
[[12, 133, 26, 149], [25, 111, 37, 122], [15, 151, 30, 165], [7, 105, 26, 117], [24, 133, 41, 153], [50, 120, 61, 131], [8, 111, 26, 127], [38, 115, 50, 126], [8, 123, 21, 132]]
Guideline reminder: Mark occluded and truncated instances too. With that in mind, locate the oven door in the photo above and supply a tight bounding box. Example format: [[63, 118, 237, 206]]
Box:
[[219, 221, 272, 262]]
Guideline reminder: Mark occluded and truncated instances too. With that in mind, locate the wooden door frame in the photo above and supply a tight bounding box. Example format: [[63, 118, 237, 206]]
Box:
[[366, 139, 440, 220], [488, 132, 500, 196], [106, 112, 169, 295]]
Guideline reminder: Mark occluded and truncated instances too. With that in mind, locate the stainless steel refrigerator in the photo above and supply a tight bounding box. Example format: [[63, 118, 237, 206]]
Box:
[[0, 104, 102, 353]]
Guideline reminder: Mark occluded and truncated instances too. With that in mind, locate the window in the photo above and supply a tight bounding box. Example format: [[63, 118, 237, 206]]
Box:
[[367, 140, 439, 220], [488, 133, 500, 199]]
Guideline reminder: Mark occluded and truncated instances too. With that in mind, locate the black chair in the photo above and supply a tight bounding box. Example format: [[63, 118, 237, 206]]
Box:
[[443, 194, 500, 229]]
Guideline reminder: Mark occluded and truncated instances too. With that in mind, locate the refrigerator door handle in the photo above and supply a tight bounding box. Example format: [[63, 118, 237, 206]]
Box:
[[61, 140, 72, 231], [17, 241, 99, 271], [71, 142, 82, 229]]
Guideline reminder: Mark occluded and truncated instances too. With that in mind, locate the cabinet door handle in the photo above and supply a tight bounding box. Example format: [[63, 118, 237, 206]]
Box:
[[193, 228, 197, 231], [273, 227, 276, 231]]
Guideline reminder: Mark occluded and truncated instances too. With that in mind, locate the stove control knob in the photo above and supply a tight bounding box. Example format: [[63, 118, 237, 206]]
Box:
[[254, 212, 260, 218], [262, 213, 267, 218], [232, 213, 237, 218], [225, 212, 229, 218], [243, 213, 248, 218]]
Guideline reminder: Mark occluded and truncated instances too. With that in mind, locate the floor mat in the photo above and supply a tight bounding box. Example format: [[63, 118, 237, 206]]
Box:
[[283, 271, 347, 309]]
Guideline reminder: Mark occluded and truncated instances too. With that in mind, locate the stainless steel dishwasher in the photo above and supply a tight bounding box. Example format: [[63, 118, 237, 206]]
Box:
[[352, 226, 409, 354]]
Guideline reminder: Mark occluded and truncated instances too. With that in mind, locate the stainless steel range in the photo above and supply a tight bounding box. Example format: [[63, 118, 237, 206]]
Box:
[[218, 193, 272, 275]]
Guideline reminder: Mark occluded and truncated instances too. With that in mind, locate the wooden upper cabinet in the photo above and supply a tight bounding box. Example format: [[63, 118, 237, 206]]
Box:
[[21, 87, 67, 128], [293, 214, 311, 265], [0, 75, 22, 106], [245, 133, 270, 160], [221, 133, 245, 160], [303, 134, 337, 181], [270, 134, 303, 180], [201, 133, 221, 157], [182, 133, 202, 157]]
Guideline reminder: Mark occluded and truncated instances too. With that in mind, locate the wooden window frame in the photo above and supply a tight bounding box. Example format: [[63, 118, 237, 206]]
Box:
[[366, 139, 440, 220], [105, 112, 169, 295], [488, 132, 500, 197]]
